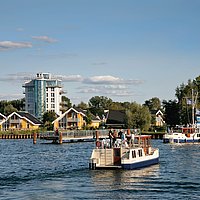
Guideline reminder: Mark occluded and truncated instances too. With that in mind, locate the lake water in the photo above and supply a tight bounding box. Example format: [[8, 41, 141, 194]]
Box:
[[0, 139, 200, 200]]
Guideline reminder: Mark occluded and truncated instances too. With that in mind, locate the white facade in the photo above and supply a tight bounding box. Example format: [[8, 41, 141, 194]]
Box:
[[23, 73, 63, 119]]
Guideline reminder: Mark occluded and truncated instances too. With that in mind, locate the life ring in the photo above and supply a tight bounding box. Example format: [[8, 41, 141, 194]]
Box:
[[96, 141, 101, 147]]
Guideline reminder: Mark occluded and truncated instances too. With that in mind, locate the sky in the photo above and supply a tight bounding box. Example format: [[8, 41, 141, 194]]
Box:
[[0, 0, 200, 105]]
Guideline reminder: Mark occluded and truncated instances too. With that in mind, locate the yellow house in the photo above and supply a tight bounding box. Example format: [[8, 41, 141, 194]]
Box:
[[0, 113, 6, 131], [151, 110, 165, 127], [53, 107, 86, 130], [6, 111, 42, 131], [88, 114, 101, 129]]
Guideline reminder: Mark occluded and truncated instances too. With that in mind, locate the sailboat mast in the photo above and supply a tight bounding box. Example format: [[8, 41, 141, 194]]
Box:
[[192, 89, 195, 127], [192, 89, 198, 127]]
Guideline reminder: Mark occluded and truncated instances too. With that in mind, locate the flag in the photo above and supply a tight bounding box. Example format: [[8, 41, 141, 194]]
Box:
[[187, 99, 193, 105], [196, 109, 200, 116]]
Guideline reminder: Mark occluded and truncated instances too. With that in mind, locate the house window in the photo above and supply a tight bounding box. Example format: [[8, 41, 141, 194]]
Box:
[[51, 93, 55, 97], [51, 87, 54, 92], [51, 104, 55, 108]]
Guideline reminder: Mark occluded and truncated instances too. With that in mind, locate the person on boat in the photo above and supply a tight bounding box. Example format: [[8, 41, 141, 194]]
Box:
[[126, 129, 131, 146], [108, 129, 114, 147], [118, 129, 123, 139], [113, 129, 118, 147]]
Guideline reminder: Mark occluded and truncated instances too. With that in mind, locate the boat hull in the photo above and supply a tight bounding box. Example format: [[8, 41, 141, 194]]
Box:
[[121, 157, 159, 170], [163, 136, 200, 143]]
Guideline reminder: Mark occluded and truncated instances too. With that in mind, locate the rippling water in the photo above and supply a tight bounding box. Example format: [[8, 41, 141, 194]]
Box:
[[0, 139, 200, 200]]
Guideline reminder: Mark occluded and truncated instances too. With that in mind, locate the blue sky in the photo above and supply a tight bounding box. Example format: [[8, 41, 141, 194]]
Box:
[[0, 0, 200, 105]]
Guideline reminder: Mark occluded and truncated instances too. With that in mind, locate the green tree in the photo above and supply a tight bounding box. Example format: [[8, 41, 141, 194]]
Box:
[[77, 101, 88, 110], [10, 98, 25, 111], [60, 96, 72, 113], [162, 100, 180, 127], [109, 102, 127, 110], [125, 102, 151, 131], [144, 97, 161, 111], [42, 111, 57, 130], [4, 104, 18, 115], [175, 77, 200, 125], [88, 96, 113, 117]]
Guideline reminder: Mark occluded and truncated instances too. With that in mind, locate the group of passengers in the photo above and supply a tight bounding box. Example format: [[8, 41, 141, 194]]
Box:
[[108, 129, 134, 148]]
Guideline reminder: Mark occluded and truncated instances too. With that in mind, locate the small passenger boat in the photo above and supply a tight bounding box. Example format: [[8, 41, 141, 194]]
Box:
[[89, 134, 159, 170], [163, 126, 200, 143]]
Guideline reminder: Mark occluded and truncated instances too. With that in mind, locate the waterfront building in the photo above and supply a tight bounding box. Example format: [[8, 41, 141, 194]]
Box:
[[52, 107, 86, 130], [52, 107, 101, 130], [23, 73, 63, 119], [4, 111, 42, 131], [150, 110, 165, 127]]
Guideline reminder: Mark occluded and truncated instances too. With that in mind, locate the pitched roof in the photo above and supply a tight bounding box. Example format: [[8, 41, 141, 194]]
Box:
[[7, 111, 42, 125], [0, 113, 6, 120], [52, 107, 86, 123], [150, 109, 163, 116], [106, 110, 126, 127], [17, 111, 42, 125]]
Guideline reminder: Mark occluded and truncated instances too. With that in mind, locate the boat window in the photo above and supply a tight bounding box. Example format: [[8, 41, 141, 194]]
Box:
[[132, 150, 136, 158], [138, 149, 143, 157]]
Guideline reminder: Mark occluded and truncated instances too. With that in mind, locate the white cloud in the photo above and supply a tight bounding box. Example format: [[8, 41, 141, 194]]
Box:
[[84, 75, 121, 84], [83, 75, 144, 85], [56, 75, 83, 82], [77, 85, 133, 97], [32, 36, 58, 43], [0, 41, 32, 51]]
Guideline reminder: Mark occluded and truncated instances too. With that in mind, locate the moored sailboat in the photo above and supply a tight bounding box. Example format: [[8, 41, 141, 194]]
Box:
[[163, 89, 200, 143]]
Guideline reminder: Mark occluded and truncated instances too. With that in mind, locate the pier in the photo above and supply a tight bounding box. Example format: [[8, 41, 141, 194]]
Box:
[[0, 130, 165, 144], [39, 130, 108, 144], [0, 133, 37, 140]]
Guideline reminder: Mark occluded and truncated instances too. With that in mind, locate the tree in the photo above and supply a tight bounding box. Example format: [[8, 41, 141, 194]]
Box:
[[77, 101, 88, 110], [42, 111, 57, 130], [88, 96, 113, 117], [4, 104, 18, 115], [0, 98, 24, 114], [162, 100, 180, 127], [60, 96, 72, 113], [144, 97, 161, 111], [175, 76, 200, 125], [125, 102, 151, 131], [10, 98, 25, 111], [109, 102, 127, 110]]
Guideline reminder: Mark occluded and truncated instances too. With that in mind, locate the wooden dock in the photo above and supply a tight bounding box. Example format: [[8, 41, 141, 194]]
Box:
[[0, 130, 165, 144], [39, 130, 108, 144]]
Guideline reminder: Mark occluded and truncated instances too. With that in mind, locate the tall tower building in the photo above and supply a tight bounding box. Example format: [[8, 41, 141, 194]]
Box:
[[23, 73, 63, 119]]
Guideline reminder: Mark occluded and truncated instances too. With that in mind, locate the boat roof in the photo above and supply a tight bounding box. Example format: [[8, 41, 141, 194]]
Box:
[[134, 135, 151, 139]]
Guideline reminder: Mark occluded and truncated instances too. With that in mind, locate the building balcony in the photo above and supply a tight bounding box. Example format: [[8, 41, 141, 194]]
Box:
[[9, 119, 21, 124], [67, 118, 79, 123]]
